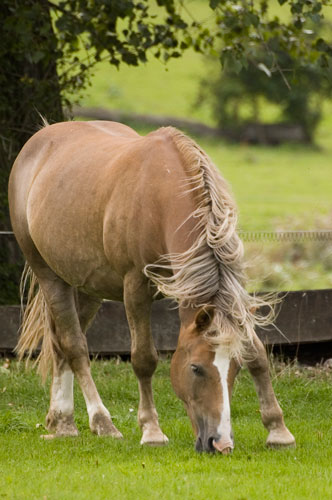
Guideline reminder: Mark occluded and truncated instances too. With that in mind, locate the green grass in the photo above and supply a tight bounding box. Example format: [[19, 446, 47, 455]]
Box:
[[190, 136, 332, 232], [82, 50, 213, 124], [1, 359, 332, 499]]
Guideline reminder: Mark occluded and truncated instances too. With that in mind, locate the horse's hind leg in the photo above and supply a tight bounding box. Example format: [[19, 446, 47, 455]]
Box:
[[46, 291, 102, 437], [124, 270, 168, 445], [246, 332, 295, 447], [46, 352, 77, 437], [75, 290, 102, 334], [38, 275, 122, 438]]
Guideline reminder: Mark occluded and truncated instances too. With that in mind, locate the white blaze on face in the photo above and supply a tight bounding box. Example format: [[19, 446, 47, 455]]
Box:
[[213, 347, 233, 451]]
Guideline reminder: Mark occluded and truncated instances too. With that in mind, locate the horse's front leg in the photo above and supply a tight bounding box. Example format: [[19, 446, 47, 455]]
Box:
[[124, 270, 168, 446], [246, 332, 295, 447]]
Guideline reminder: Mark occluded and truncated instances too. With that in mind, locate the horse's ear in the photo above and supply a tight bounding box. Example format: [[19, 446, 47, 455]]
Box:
[[195, 306, 215, 333]]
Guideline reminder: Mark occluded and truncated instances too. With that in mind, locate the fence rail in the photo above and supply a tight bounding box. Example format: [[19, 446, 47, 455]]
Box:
[[1, 232, 331, 354], [1, 290, 332, 354], [3, 230, 332, 242], [239, 230, 332, 242]]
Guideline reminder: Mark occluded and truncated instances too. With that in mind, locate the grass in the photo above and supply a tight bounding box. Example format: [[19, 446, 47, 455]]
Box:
[[188, 136, 332, 232], [1, 358, 332, 499]]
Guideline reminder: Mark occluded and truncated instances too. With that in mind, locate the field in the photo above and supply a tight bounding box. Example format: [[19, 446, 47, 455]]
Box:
[[1, 359, 332, 499]]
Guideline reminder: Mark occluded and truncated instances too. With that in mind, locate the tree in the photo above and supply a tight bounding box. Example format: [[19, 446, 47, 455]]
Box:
[[0, 0, 211, 229], [200, 1, 332, 142], [1, 0, 332, 302], [198, 41, 332, 142], [1, 0, 213, 303]]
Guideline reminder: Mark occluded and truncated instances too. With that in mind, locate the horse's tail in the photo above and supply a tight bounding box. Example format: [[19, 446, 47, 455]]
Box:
[[16, 263, 56, 381]]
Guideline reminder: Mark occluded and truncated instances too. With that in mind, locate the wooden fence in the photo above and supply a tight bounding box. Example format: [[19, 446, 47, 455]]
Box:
[[1, 290, 332, 354]]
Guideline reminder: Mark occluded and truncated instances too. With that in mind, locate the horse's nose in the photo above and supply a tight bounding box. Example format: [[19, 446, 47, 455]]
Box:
[[207, 436, 217, 452], [212, 436, 234, 455], [195, 435, 220, 453]]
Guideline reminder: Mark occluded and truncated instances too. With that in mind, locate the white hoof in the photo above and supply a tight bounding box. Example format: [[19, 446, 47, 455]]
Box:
[[266, 427, 296, 448], [140, 428, 169, 446]]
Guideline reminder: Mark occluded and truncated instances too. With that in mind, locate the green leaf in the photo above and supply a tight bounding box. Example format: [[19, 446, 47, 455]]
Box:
[[315, 38, 332, 55], [308, 13, 322, 24], [209, 0, 221, 9], [30, 50, 45, 63]]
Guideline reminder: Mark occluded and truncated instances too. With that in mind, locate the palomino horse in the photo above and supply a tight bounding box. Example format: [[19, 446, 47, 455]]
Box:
[[9, 121, 295, 453]]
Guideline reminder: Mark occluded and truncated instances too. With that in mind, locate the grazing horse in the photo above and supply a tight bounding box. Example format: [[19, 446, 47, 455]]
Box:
[[9, 121, 295, 453]]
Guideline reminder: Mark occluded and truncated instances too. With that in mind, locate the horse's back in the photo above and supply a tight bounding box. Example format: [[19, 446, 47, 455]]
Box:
[[9, 121, 196, 296], [9, 121, 139, 209]]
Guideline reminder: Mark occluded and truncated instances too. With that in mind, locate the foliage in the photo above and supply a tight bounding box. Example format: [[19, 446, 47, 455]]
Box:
[[198, 1, 332, 140], [199, 34, 332, 140], [211, 0, 332, 77]]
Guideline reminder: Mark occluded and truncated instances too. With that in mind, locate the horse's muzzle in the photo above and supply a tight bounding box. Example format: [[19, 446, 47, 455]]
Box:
[[195, 434, 234, 454], [195, 434, 220, 453]]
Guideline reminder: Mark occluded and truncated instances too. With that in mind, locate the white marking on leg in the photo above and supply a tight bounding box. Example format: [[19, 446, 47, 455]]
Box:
[[79, 376, 123, 437], [78, 376, 111, 423], [213, 347, 233, 449], [50, 369, 74, 416], [86, 401, 111, 423]]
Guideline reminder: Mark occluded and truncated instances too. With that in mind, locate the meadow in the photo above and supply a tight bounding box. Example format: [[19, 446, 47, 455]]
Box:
[[1, 359, 332, 500]]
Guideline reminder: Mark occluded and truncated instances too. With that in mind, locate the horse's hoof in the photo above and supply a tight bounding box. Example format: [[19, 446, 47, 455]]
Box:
[[140, 430, 169, 446], [266, 428, 296, 448], [46, 413, 79, 437], [91, 413, 123, 438]]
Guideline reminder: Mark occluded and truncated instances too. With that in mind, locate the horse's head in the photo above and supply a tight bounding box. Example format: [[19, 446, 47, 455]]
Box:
[[171, 305, 238, 454]]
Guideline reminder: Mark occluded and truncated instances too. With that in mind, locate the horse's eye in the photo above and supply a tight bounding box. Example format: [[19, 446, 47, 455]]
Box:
[[191, 364, 204, 376]]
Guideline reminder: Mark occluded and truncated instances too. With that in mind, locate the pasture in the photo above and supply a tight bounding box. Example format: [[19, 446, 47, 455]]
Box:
[[1, 358, 332, 499]]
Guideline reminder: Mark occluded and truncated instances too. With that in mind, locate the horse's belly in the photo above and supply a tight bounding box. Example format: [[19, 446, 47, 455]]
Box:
[[49, 255, 124, 301], [29, 227, 125, 300], [77, 266, 124, 301]]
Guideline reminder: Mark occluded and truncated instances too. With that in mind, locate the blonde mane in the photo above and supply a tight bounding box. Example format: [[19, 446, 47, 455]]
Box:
[[144, 127, 273, 359]]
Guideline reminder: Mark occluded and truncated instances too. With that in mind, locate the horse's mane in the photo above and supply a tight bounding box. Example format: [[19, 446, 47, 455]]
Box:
[[144, 127, 273, 359]]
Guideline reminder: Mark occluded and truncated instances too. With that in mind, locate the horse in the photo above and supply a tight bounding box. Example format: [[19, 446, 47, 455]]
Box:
[[8, 120, 295, 453]]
